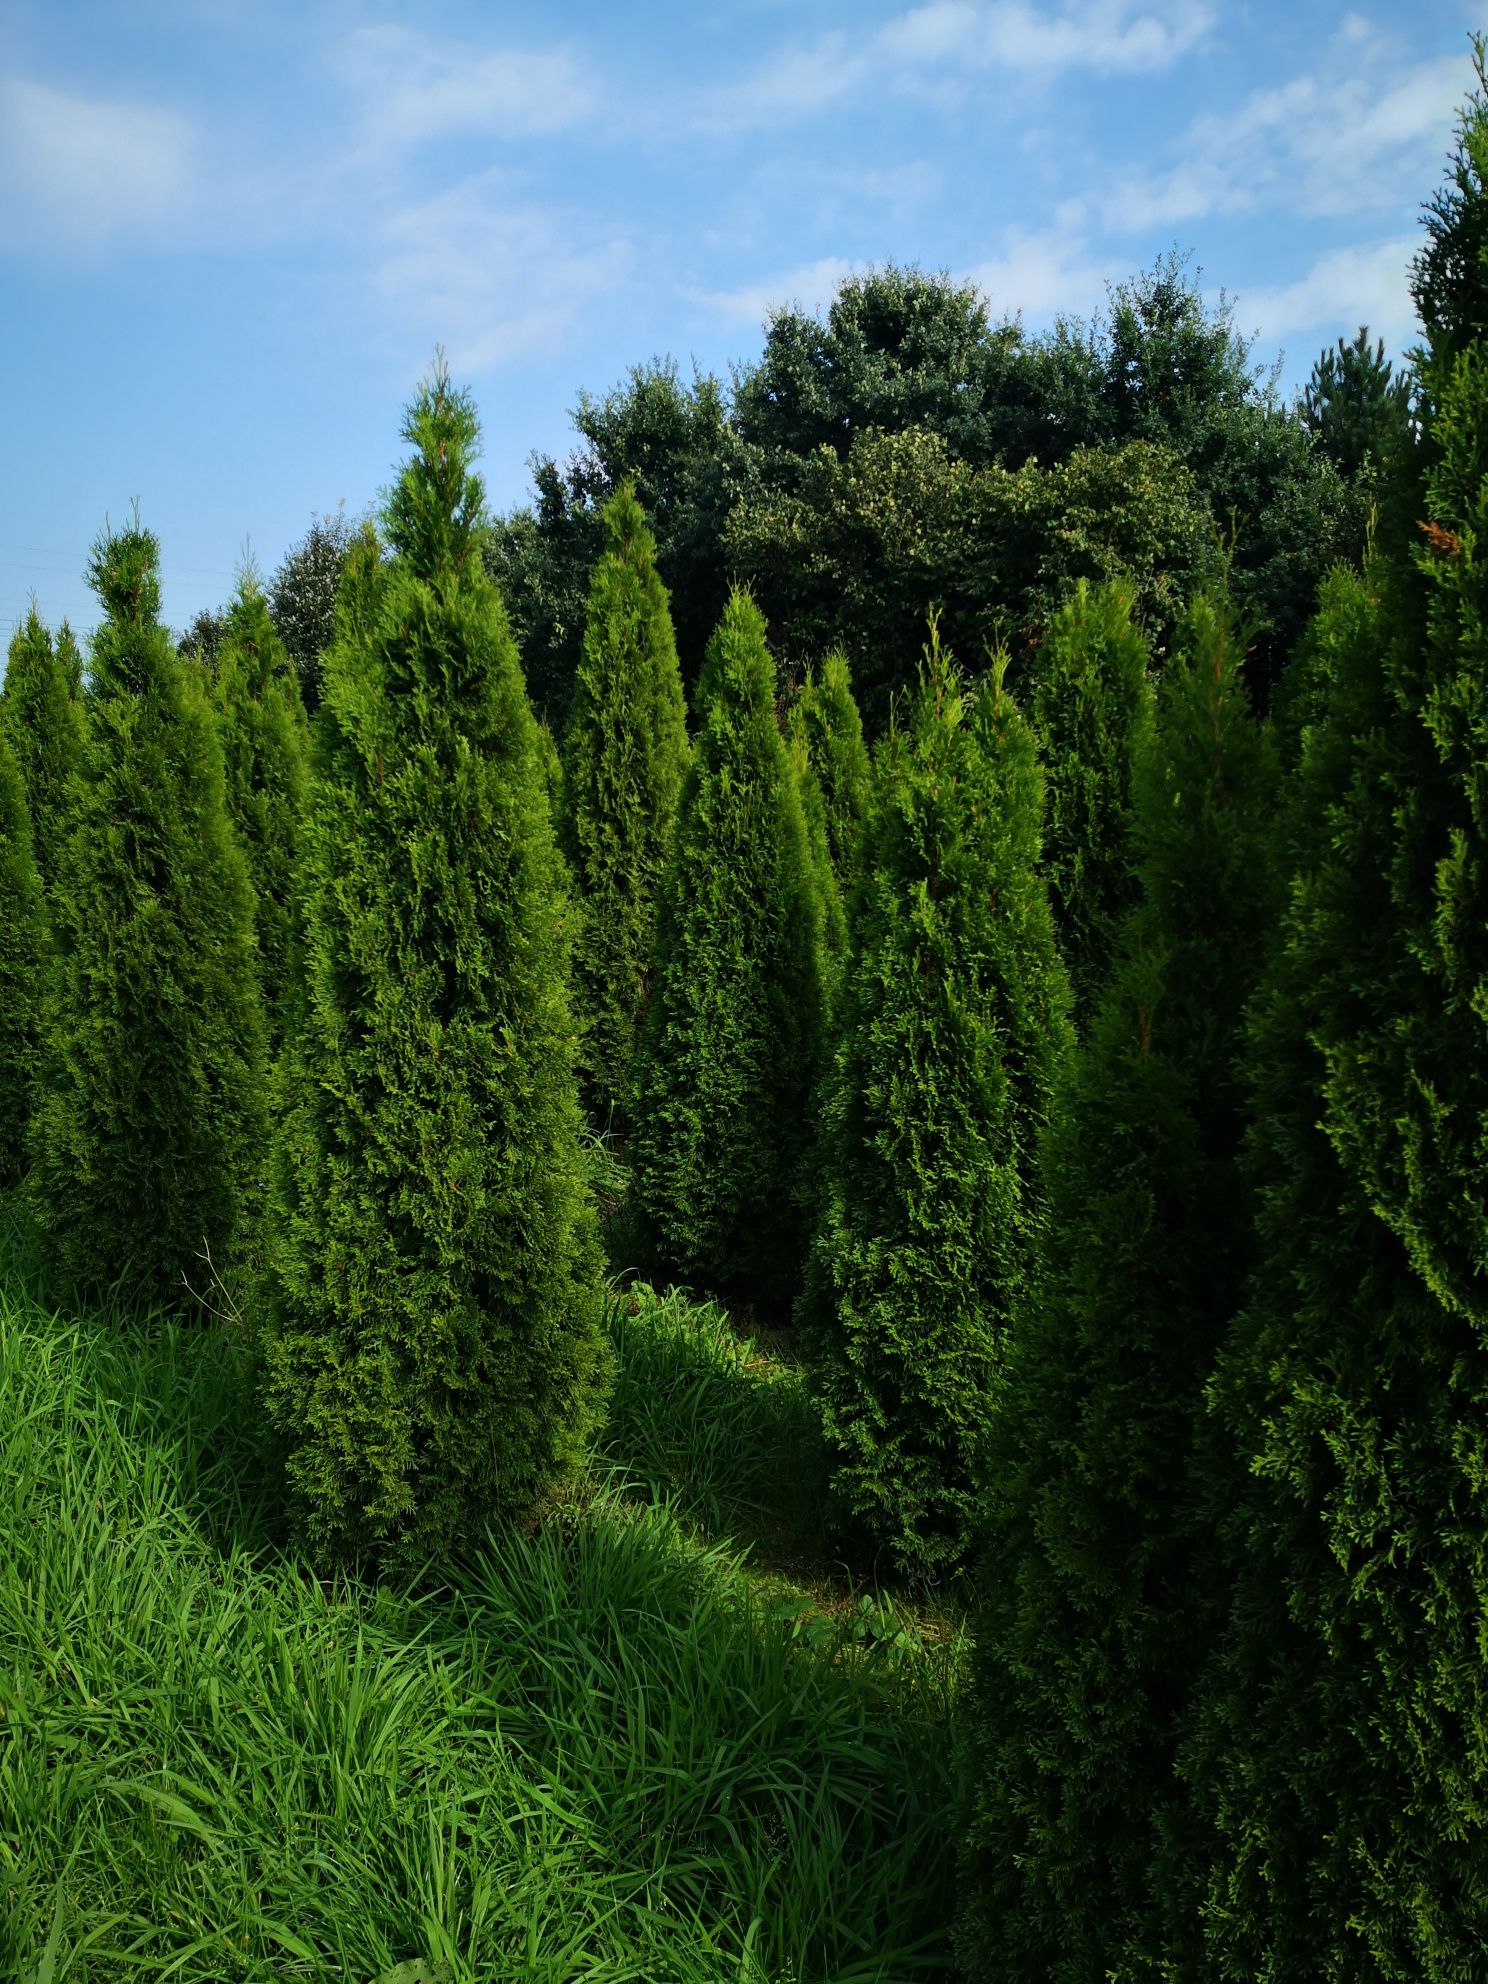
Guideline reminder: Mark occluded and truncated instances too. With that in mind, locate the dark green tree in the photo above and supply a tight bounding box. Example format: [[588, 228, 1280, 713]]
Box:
[[1029, 578, 1155, 1022], [0, 607, 85, 892], [628, 589, 826, 1312], [959, 592, 1280, 1982], [799, 625, 1071, 1580], [559, 481, 689, 1119], [211, 572, 309, 1030], [1302, 326, 1413, 479], [55, 621, 84, 697], [1178, 51, 1488, 1976], [269, 508, 361, 714], [0, 729, 48, 1184], [27, 522, 267, 1301], [262, 364, 610, 1574], [787, 647, 872, 880]]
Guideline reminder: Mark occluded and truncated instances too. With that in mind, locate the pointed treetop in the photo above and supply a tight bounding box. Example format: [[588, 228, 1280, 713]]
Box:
[[382, 351, 487, 582], [602, 477, 653, 561], [87, 518, 162, 627]]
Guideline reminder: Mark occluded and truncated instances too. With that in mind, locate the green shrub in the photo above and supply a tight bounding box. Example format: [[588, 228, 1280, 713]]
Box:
[[263, 363, 611, 1574], [0, 607, 85, 892], [210, 573, 308, 1031], [560, 481, 689, 1120], [1029, 576, 1154, 1023], [27, 522, 267, 1302], [0, 731, 47, 1183], [958, 591, 1280, 1980], [628, 590, 827, 1313], [800, 623, 1071, 1580]]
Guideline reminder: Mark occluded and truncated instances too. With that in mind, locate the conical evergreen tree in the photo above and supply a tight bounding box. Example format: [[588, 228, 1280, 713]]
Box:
[[55, 621, 84, 698], [27, 521, 267, 1301], [210, 572, 309, 1030], [0, 729, 48, 1184], [799, 624, 1072, 1580], [629, 589, 826, 1311], [1178, 54, 1488, 1974], [958, 593, 1281, 1981], [788, 648, 871, 880], [262, 363, 610, 1574], [560, 481, 689, 1119], [0, 607, 85, 892], [1030, 577, 1155, 1023]]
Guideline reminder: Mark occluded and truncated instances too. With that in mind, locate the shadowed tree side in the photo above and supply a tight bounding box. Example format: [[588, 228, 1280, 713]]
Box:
[[0, 607, 85, 893], [27, 521, 267, 1302], [560, 481, 689, 1121], [628, 589, 827, 1314], [800, 624, 1071, 1581], [263, 364, 610, 1575], [0, 730, 48, 1184]]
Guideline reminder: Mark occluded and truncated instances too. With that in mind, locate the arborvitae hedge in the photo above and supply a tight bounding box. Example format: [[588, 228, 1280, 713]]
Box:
[[27, 523, 267, 1302], [958, 593, 1280, 1980], [263, 365, 610, 1574], [788, 648, 871, 880], [211, 574, 308, 1031], [0, 607, 85, 892], [560, 481, 689, 1119], [0, 730, 48, 1184], [1181, 59, 1488, 1973], [629, 589, 826, 1312], [1030, 577, 1154, 1023], [799, 625, 1071, 1580]]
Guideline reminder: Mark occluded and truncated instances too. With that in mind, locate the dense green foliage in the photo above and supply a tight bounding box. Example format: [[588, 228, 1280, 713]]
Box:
[[263, 369, 610, 1574], [628, 590, 826, 1312], [0, 733, 47, 1183], [268, 508, 361, 713], [559, 482, 690, 1119], [1030, 578, 1155, 1021], [210, 575, 308, 1029], [0, 607, 85, 891], [959, 593, 1280, 1980], [1303, 325, 1413, 478], [800, 629, 1071, 1580], [1178, 56, 1488, 1974], [786, 647, 871, 880], [26, 523, 267, 1303]]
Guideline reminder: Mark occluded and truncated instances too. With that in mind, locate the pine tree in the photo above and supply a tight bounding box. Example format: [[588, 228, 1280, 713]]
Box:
[[210, 573, 309, 1029], [799, 624, 1071, 1580], [628, 589, 826, 1312], [0, 729, 48, 1184], [0, 607, 85, 892], [27, 521, 267, 1301], [958, 592, 1280, 1980], [1179, 52, 1488, 1975], [1030, 577, 1155, 1023], [1302, 325, 1412, 479], [560, 480, 689, 1119], [262, 363, 610, 1574]]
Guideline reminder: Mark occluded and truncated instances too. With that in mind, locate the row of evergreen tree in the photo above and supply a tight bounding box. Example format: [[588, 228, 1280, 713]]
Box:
[[2, 47, 1486, 1975]]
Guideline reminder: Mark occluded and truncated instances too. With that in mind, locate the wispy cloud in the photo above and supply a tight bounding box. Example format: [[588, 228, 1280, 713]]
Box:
[[0, 77, 200, 251], [969, 226, 1122, 324], [687, 255, 860, 327], [1233, 236, 1420, 352], [333, 24, 600, 150]]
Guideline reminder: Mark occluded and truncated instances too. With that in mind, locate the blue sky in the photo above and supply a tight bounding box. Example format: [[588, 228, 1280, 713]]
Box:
[[0, 0, 1476, 642]]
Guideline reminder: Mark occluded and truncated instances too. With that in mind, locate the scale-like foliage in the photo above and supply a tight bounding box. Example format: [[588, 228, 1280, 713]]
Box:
[[27, 522, 267, 1301], [0, 731, 47, 1182], [560, 482, 689, 1119], [263, 365, 610, 1573], [800, 625, 1071, 1579], [211, 575, 308, 1030], [1030, 577, 1154, 1023], [1180, 54, 1488, 1974], [959, 593, 1280, 1980], [629, 590, 826, 1312], [788, 648, 872, 880], [0, 607, 85, 891]]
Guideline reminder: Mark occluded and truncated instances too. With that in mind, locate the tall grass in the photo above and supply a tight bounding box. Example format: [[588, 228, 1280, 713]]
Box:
[[0, 1264, 962, 1982]]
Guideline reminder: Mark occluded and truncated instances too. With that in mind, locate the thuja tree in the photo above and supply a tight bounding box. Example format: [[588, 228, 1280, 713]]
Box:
[[1178, 57, 1488, 1976], [560, 480, 689, 1119], [0, 730, 48, 1183], [263, 365, 610, 1574], [788, 648, 871, 880], [629, 589, 826, 1312], [1029, 577, 1155, 1023], [0, 607, 85, 891], [27, 522, 267, 1301], [799, 625, 1071, 1580], [958, 593, 1280, 1981], [211, 574, 309, 1029]]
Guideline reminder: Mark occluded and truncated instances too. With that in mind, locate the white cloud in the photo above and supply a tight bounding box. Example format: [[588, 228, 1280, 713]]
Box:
[[335, 25, 599, 148], [0, 77, 200, 251], [375, 174, 632, 373], [969, 227, 1122, 323], [1234, 237, 1420, 352], [686, 255, 860, 327]]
